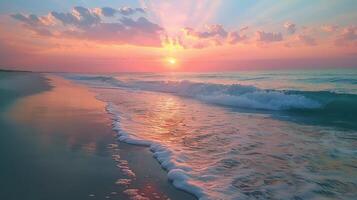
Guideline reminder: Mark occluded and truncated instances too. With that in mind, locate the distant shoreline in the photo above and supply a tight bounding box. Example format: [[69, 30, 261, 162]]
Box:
[[0, 71, 53, 110], [0, 69, 32, 73]]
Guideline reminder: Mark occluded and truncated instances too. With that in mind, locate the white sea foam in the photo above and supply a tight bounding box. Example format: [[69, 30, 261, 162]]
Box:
[[106, 103, 207, 200], [123, 189, 149, 200], [115, 178, 131, 186]]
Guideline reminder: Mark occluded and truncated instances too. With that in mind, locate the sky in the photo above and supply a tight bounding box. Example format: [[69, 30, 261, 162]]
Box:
[[0, 0, 356, 72]]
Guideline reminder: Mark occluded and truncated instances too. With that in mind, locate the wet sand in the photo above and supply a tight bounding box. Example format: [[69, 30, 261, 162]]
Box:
[[0, 72, 196, 200]]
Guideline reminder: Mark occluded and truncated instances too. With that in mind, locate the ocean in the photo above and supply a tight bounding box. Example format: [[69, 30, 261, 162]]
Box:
[[65, 69, 357, 200]]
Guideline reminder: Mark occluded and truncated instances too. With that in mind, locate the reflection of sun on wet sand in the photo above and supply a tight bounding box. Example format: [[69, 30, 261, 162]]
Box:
[[4, 73, 196, 200]]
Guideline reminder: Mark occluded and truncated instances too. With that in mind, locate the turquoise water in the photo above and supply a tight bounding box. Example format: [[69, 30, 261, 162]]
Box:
[[66, 69, 357, 200], [113, 69, 357, 95]]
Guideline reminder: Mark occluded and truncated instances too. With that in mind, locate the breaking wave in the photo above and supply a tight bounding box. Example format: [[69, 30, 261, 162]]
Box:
[[66, 75, 323, 109], [67, 74, 357, 114]]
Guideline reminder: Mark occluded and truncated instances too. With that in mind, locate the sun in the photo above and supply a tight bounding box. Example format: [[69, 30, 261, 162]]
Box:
[[167, 57, 177, 65], [164, 57, 179, 70]]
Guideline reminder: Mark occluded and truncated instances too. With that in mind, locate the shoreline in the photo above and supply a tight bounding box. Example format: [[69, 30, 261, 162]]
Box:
[[0, 72, 196, 200], [0, 71, 52, 110]]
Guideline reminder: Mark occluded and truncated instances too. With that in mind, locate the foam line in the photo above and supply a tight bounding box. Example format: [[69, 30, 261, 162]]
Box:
[[105, 103, 207, 200]]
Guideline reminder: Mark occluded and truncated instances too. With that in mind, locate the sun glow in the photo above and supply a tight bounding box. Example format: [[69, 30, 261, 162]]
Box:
[[164, 57, 179, 70], [167, 57, 177, 65]]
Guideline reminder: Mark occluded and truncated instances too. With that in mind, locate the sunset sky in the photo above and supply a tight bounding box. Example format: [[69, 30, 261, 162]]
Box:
[[0, 0, 356, 72]]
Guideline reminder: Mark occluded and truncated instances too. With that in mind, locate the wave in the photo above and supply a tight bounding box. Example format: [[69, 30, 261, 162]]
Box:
[[286, 90, 357, 128], [127, 80, 323, 110], [65, 74, 357, 121], [296, 77, 357, 84], [65, 74, 123, 86]]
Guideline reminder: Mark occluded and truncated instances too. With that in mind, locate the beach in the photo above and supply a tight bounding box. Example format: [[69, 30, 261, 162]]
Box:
[[2, 1, 357, 199], [0, 72, 195, 200], [1, 70, 356, 200]]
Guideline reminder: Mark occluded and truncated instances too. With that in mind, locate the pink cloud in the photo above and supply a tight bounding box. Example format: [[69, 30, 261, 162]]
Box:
[[10, 13, 53, 36], [240, 26, 249, 32], [227, 31, 247, 44], [50, 7, 100, 27], [284, 22, 296, 34], [334, 26, 357, 46], [11, 13, 45, 26], [256, 31, 283, 43], [96, 6, 145, 17], [11, 6, 163, 47], [181, 25, 247, 48], [321, 25, 339, 33], [183, 24, 228, 39], [296, 34, 317, 46]]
